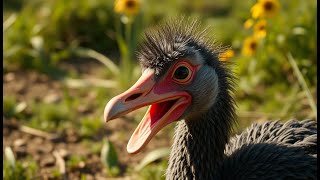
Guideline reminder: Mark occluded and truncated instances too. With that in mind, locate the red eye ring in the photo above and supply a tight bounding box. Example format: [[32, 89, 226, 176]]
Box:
[[171, 62, 193, 84]]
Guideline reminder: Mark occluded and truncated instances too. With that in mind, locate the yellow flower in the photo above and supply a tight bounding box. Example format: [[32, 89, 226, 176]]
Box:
[[251, 0, 280, 19], [114, 0, 141, 16], [251, 3, 264, 19], [242, 36, 259, 57], [219, 49, 235, 61], [244, 19, 254, 29], [253, 19, 267, 38]]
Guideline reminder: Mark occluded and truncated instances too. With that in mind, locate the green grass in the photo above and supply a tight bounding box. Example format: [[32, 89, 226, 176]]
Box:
[[3, 96, 17, 119], [130, 160, 168, 180], [2, 0, 317, 179], [29, 101, 74, 132], [3, 148, 38, 180], [79, 117, 104, 138], [67, 154, 86, 169]]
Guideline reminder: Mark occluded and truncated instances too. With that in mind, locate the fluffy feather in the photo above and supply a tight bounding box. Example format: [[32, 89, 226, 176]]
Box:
[[135, 18, 317, 180], [137, 18, 224, 76]]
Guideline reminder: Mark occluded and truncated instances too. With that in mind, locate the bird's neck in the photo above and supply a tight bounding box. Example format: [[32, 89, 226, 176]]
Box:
[[166, 97, 235, 179]]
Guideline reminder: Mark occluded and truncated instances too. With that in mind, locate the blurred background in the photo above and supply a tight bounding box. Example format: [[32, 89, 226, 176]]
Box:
[[3, 0, 317, 179]]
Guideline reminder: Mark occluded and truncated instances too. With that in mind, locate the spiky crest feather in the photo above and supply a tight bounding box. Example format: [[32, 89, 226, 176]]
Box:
[[137, 18, 225, 76]]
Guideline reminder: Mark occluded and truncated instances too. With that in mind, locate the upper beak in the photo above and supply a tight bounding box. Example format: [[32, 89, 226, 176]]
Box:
[[104, 69, 157, 122], [103, 69, 191, 154]]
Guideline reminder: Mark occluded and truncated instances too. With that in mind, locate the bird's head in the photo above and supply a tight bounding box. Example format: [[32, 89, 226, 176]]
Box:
[[104, 19, 234, 154]]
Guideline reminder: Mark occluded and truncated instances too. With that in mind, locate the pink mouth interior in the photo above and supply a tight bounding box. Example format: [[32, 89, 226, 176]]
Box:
[[149, 99, 178, 127], [127, 98, 183, 154]]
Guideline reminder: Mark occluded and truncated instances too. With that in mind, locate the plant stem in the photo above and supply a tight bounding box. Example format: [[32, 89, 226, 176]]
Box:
[[125, 20, 133, 74], [125, 21, 132, 53], [115, 16, 130, 89], [286, 52, 317, 119]]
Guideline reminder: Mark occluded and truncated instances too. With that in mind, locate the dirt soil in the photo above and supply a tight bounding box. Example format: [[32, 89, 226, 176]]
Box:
[[3, 61, 173, 180]]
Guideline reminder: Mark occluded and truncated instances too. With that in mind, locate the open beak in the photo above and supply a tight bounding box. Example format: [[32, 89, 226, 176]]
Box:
[[104, 69, 192, 154]]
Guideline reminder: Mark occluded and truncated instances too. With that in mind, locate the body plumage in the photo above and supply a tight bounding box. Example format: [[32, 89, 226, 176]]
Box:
[[104, 18, 317, 179]]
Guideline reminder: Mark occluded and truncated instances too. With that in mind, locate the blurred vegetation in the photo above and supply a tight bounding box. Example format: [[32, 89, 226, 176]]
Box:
[[3, 0, 317, 179], [4, 147, 38, 180]]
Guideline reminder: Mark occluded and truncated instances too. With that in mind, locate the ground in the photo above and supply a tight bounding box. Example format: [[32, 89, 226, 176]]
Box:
[[3, 60, 173, 179], [3, 59, 315, 179]]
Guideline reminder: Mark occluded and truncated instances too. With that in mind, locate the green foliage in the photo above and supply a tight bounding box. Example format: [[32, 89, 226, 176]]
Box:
[[126, 148, 170, 180], [133, 159, 168, 180], [4, 0, 117, 74], [3, 147, 38, 180], [136, 148, 171, 171], [3, 159, 27, 180], [79, 117, 103, 137], [101, 138, 120, 177], [82, 141, 103, 155], [51, 169, 63, 179], [67, 155, 86, 169], [230, 0, 317, 120], [3, 96, 28, 119], [3, 0, 317, 179], [3, 96, 17, 118], [29, 101, 73, 131]]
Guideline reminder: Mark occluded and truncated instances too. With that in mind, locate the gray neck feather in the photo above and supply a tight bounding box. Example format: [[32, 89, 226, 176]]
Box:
[[166, 95, 235, 180]]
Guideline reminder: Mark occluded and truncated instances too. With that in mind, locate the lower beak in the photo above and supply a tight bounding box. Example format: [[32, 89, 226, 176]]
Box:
[[104, 69, 191, 154]]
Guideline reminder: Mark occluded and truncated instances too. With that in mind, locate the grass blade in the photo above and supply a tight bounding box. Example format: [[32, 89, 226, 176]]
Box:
[[63, 78, 118, 89], [4, 146, 16, 168], [73, 47, 120, 76], [3, 13, 17, 31], [135, 147, 171, 171], [286, 53, 317, 119], [101, 138, 120, 176]]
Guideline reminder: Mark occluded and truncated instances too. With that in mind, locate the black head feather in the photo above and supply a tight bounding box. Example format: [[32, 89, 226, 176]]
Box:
[[137, 18, 225, 76]]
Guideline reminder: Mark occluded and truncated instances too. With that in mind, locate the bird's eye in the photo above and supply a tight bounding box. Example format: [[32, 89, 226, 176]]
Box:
[[172, 63, 193, 84], [174, 66, 189, 80]]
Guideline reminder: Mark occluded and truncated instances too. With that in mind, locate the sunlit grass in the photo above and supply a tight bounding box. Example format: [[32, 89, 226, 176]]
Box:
[[3, 0, 317, 179], [3, 147, 38, 180]]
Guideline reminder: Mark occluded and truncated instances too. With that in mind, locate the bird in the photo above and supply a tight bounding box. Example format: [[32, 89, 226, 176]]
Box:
[[103, 19, 317, 179]]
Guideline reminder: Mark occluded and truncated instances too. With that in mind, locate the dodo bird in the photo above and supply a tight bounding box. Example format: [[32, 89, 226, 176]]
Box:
[[104, 19, 317, 179]]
